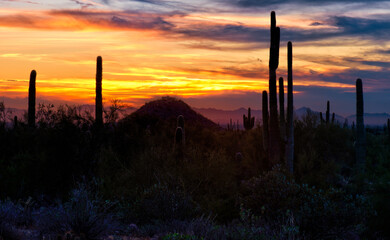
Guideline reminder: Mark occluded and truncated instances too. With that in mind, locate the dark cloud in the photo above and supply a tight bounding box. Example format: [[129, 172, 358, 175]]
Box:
[[173, 15, 390, 44], [331, 16, 390, 37], [110, 15, 174, 30], [310, 21, 323, 26], [183, 42, 264, 51], [2, 0, 38, 3], [2, 8, 390, 45], [230, 0, 389, 8], [70, 0, 94, 9]]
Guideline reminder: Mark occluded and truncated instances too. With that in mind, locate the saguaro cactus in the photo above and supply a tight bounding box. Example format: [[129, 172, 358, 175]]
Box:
[[28, 70, 36, 128], [332, 113, 335, 124], [243, 107, 255, 130], [175, 127, 183, 146], [326, 101, 330, 124], [356, 78, 366, 171], [262, 91, 269, 153], [14, 116, 18, 128], [96, 56, 103, 127], [177, 115, 185, 145], [279, 77, 286, 138], [174, 126, 184, 158], [387, 118, 390, 140], [286, 41, 294, 174], [268, 11, 281, 165]]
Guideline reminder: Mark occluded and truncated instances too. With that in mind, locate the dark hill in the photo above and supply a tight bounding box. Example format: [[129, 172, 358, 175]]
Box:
[[128, 96, 219, 129]]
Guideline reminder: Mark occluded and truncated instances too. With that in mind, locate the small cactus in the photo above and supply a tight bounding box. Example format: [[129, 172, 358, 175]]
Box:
[[227, 118, 233, 130], [320, 112, 324, 124], [28, 70, 36, 128], [326, 101, 330, 124], [13, 116, 18, 128], [343, 118, 348, 128], [387, 118, 390, 140], [235, 152, 243, 162], [177, 115, 184, 129], [243, 107, 255, 130], [279, 77, 286, 138], [174, 127, 184, 152], [262, 91, 269, 153], [177, 115, 185, 145], [332, 112, 335, 124]]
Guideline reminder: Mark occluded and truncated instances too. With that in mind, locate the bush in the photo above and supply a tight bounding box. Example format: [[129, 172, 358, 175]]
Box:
[[36, 183, 121, 239], [0, 200, 24, 240], [163, 233, 203, 240], [240, 168, 373, 239], [132, 184, 199, 224]]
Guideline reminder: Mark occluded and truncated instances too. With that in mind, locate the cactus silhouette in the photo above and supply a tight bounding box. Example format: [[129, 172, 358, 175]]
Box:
[[387, 118, 390, 141], [332, 112, 335, 124], [326, 101, 330, 124], [262, 91, 269, 154], [343, 118, 348, 128], [320, 112, 324, 124], [174, 126, 184, 154], [13, 116, 18, 128], [95, 56, 103, 127], [268, 11, 281, 165], [227, 118, 233, 130], [177, 115, 185, 145], [243, 107, 255, 130], [28, 70, 36, 128], [279, 77, 286, 139], [177, 115, 184, 129], [356, 78, 366, 171], [286, 41, 294, 174]]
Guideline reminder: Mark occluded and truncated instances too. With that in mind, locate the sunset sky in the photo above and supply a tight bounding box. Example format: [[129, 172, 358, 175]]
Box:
[[0, 0, 389, 116]]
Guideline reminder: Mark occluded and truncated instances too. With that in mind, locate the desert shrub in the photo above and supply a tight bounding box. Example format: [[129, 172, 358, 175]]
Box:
[[294, 111, 354, 188], [36, 183, 121, 239], [132, 184, 199, 224], [0, 200, 25, 240], [163, 233, 203, 240], [137, 216, 218, 239], [0, 199, 34, 227], [240, 168, 372, 239]]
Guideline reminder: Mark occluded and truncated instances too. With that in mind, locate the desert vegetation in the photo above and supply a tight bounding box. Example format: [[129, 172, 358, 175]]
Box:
[[0, 11, 389, 240]]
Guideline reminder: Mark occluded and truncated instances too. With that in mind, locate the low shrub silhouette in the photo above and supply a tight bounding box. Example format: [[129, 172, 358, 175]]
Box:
[[240, 167, 373, 238], [36, 182, 121, 239]]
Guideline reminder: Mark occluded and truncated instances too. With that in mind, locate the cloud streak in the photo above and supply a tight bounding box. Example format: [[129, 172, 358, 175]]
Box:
[[0, 8, 389, 46]]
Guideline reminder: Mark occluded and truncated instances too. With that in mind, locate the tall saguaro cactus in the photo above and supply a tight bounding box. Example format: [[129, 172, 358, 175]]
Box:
[[28, 70, 36, 128], [243, 108, 255, 130], [356, 78, 366, 171], [279, 77, 286, 144], [268, 11, 281, 165], [286, 41, 294, 174], [262, 91, 269, 153], [96, 56, 103, 127]]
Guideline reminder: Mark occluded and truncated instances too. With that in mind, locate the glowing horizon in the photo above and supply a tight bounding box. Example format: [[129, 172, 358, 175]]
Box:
[[1, 0, 390, 115]]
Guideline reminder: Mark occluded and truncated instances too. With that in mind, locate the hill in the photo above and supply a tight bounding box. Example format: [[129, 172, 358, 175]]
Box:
[[128, 96, 219, 129]]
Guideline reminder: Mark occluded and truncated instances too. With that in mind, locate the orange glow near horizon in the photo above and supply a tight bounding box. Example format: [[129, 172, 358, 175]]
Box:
[[0, 4, 388, 112]]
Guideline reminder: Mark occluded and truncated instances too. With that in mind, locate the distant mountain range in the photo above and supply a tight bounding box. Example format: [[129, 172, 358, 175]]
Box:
[[195, 107, 390, 128], [4, 104, 390, 127]]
